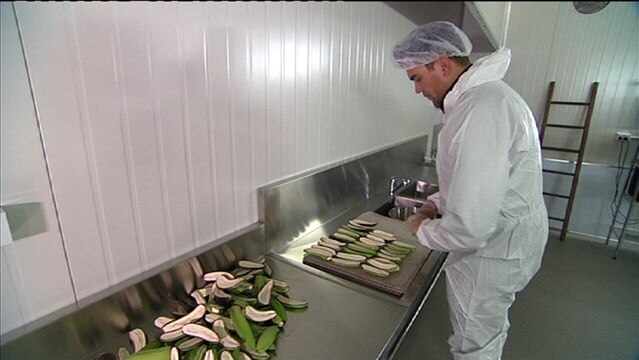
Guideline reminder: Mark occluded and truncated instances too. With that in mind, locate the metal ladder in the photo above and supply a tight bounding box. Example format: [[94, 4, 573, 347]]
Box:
[[540, 81, 599, 241]]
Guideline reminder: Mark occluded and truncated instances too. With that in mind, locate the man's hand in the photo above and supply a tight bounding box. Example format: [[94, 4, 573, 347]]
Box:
[[406, 213, 428, 235], [418, 200, 438, 219], [406, 200, 437, 235]]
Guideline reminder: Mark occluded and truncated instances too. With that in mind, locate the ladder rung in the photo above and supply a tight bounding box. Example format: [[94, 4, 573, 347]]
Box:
[[542, 146, 581, 154], [550, 101, 590, 106], [543, 169, 575, 176], [549, 216, 565, 222], [549, 226, 562, 231], [545, 124, 585, 130], [543, 192, 570, 199]]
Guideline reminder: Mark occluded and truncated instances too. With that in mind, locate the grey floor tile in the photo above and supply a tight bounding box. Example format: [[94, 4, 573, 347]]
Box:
[[393, 232, 639, 360]]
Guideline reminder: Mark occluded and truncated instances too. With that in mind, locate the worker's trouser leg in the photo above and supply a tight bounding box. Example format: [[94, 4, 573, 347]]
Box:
[[444, 256, 532, 360]]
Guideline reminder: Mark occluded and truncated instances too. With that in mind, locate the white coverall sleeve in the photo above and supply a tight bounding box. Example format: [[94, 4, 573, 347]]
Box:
[[426, 191, 441, 209], [417, 101, 511, 252]]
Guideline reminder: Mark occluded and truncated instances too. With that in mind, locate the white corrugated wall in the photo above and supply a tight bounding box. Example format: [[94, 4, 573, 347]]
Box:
[[0, 2, 76, 335], [504, 2, 638, 245], [1, 2, 438, 334], [505, 1, 638, 165]]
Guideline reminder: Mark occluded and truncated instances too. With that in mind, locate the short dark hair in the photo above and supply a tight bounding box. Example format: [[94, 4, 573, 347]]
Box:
[[450, 56, 471, 67], [424, 56, 471, 70]]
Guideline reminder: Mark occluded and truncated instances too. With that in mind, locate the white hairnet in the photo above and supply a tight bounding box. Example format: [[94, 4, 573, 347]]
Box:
[[392, 21, 472, 70]]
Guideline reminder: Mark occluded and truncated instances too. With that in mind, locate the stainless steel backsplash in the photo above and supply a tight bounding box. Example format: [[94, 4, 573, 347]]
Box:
[[259, 135, 428, 254], [0, 224, 263, 359]]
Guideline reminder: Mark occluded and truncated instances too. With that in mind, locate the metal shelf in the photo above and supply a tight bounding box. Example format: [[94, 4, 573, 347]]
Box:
[[605, 143, 639, 259]]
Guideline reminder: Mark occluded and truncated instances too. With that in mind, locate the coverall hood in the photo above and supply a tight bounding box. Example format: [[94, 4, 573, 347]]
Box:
[[443, 48, 512, 117]]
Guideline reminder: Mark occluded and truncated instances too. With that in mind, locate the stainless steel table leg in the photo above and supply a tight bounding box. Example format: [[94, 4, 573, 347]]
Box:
[[605, 190, 624, 246], [613, 185, 639, 259]]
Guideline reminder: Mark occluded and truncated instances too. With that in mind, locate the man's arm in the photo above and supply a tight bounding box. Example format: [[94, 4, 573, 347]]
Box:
[[415, 98, 511, 252]]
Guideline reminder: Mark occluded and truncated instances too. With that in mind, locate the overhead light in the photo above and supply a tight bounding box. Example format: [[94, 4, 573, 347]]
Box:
[[573, 2, 610, 15]]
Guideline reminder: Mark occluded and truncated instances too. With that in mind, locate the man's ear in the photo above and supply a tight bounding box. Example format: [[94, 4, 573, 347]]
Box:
[[438, 57, 451, 76]]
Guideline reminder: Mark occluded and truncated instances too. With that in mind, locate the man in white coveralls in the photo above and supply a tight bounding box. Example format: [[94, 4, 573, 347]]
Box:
[[393, 21, 549, 360]]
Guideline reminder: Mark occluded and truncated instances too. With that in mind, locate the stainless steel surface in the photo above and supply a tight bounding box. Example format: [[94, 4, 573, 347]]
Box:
[[388, 206, 417, 221], [271, 227, 445, 360], [259, 136, 428, 255], [260, 149, 445, 359], [273, 253, 446, 360], [272, 193, 443, 306], [0, 223, 263, 359], [272, 241, 445, 360], [389, 180, 439, 218], [393, 196, 428, 210], [389, 261, 446, 359], [264, 256, 406, 360], [397, 180, 439, 200], [262, 153, 443, 306]]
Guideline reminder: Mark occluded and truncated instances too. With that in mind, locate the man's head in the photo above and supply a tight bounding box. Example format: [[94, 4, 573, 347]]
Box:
[[392, 21, 472, 109]]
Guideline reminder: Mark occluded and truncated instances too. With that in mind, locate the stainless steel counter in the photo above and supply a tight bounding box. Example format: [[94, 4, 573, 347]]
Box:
[[265, 247, 447, 360], [1, 136, 445, 360], [272, 189, 442, 308], [262, 257, 406, 360], [262, 160, 446, 359], [253, 137, 444, 359]]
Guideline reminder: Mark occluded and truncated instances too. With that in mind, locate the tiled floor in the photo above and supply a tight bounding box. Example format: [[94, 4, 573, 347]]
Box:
[[393, 232, 639, 360]]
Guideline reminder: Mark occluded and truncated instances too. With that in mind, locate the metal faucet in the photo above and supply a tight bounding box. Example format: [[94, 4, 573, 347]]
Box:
[[389, 176, 411, 197]]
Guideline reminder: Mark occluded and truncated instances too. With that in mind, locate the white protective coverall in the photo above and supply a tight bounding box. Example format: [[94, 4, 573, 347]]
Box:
[[416, 48, 549, 360]]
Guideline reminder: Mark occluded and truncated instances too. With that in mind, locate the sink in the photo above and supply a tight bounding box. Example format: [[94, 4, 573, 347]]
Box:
[[396, 180, 438, 200], [373, 180, 439, 220], [373, 199, 395, 217]]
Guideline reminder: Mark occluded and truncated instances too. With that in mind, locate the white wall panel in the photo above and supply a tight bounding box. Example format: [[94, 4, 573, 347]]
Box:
[[9, 2, 433, 321], [151, 3, 197, 258], [316, 2, 333, 166], [208, 2, 238, 237], [504, 2, 638, 242], [503, 2, 558, 121], [281, 4, 295, 175], [178, 3, 219, 247], [115, 3, 172, 267], [247, 2, 268, 219], [505, 1, 638, 165], [73, 2, 144, 282], [306, 2, 323, 170], [264, 2, 284, 181], [472, 2, 509, 47], [229, 2, 255, 228], [0, 250, 23, 334], [13, 2, 111, 300], [1, 3, 75, 334]]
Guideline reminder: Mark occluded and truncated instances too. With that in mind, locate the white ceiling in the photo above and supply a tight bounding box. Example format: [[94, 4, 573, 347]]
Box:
[[385, 2, 496, 53]]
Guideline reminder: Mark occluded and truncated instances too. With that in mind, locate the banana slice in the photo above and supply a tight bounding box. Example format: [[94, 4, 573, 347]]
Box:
[[361, 264, 390, 277], [244, 306, 277, 322], [182, 323, 220, 343], [351, 219, 377, 227], [128, 328, 146, 353], [238, 260, 265, 269], [335, 252, 367, 261]]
